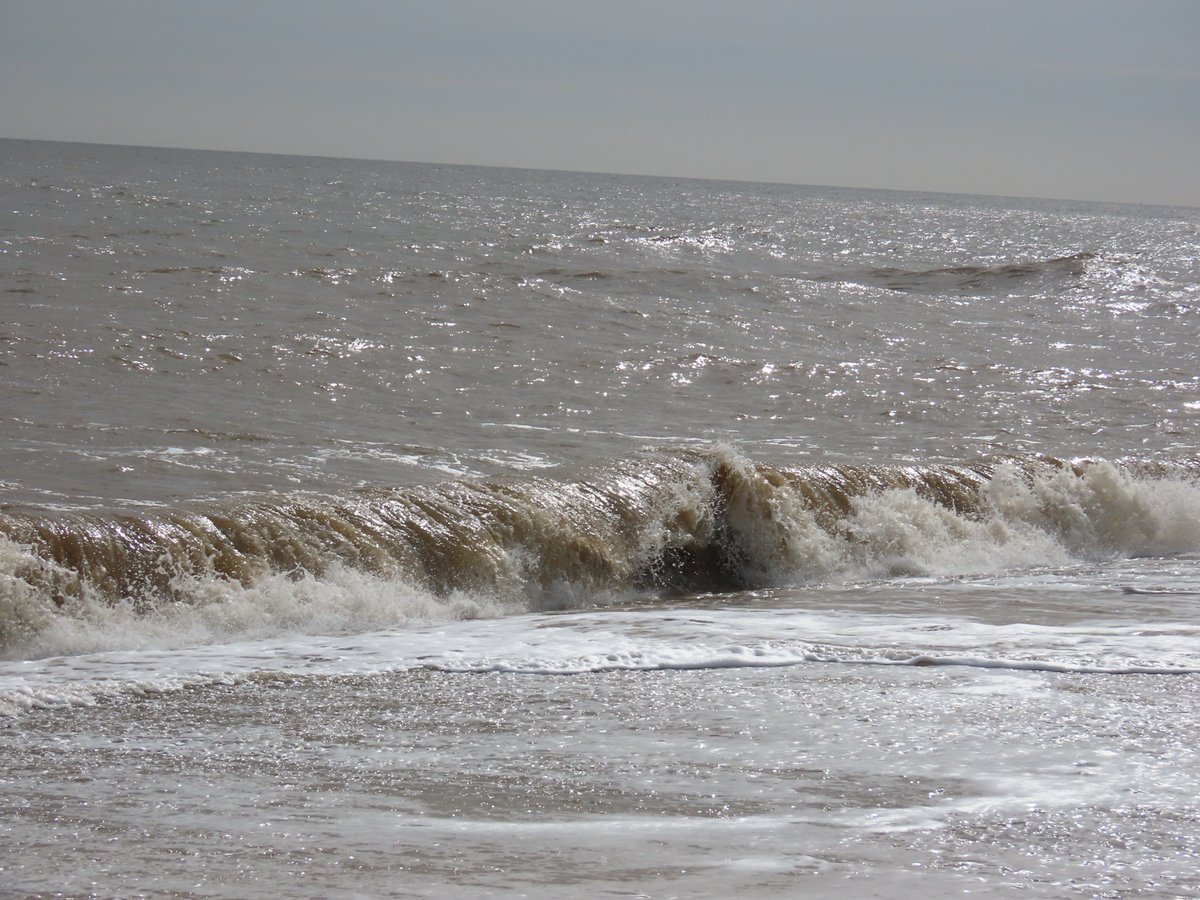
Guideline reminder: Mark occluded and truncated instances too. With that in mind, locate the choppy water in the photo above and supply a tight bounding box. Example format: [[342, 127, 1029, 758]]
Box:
[[2, 138, 1199, 897]]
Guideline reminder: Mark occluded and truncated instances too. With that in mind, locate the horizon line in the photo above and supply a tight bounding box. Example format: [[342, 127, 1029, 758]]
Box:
[[2, 133, 1195, 213]]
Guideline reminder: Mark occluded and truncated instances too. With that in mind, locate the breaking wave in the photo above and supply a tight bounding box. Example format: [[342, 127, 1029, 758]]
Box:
[[2, 447, 1198, 658]]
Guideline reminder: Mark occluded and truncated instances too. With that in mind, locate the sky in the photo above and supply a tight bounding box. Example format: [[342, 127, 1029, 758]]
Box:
[[2, 0, 1198, 206]]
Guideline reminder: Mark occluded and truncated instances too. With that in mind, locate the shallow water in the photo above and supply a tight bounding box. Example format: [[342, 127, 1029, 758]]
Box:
[[5, 578, 1200, 897]]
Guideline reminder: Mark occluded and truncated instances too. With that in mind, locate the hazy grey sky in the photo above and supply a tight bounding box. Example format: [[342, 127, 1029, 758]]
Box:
[[2, 0, 1197, 205]]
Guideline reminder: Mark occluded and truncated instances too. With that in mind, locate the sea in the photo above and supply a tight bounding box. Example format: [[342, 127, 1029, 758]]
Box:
[[2, 137, 1199, 898]]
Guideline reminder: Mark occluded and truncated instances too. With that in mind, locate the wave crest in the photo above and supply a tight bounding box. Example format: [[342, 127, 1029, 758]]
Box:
[[819, 251, 1095, 294]]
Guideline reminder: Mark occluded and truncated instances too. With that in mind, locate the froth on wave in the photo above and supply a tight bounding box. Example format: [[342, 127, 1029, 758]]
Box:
[[2, 448, 1198, 658]]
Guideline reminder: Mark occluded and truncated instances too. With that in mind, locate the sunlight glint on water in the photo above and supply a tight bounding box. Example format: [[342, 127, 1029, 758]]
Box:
[[1, 139, 1199, 897]]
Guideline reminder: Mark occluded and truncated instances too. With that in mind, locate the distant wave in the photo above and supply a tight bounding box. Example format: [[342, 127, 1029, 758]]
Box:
[[814, 251, 1095, 293], [2, 447, 1199, 658]]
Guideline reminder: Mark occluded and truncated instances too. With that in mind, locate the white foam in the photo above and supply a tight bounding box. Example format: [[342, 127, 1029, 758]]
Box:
[[6, 599, 1197, 717], [1, 543, 512, 662], [984, 460, 1200, 558], [782, 460, 1200, 584], [841, 485, 1071, 578]]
